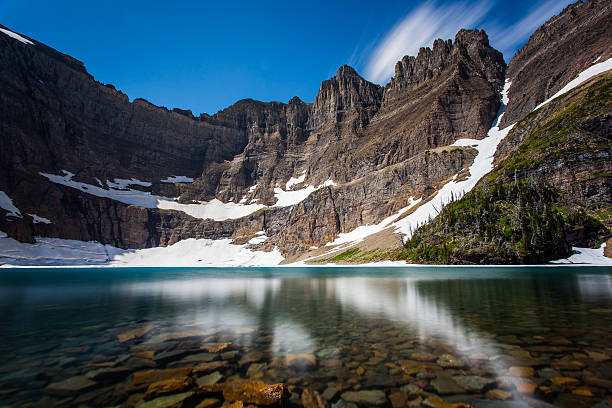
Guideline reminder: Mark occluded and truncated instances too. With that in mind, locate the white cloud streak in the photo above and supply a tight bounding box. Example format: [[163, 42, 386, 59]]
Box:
[[364, 0, 492, 84], [487, 0, 572, 56]]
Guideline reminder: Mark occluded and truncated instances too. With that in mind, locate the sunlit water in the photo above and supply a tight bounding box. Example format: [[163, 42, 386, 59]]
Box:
[[0, 266, 611, 407]]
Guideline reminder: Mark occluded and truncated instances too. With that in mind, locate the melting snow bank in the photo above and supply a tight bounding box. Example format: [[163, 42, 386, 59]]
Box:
[[111, 238, 283, 267], [40, 171, 265, 221], [550, 243, 612, 266], [0, 236, 125, 266], [285, 171, 306, 190], [326, 197, 422, 248], [0, 234, 284, 267], [161, 176, 194, 183], [0, 191, 23, 219], [535, 56, 612, 111], [273, 179, 337, 207], [27, 214, 51, 224], [393, 80, 514, 239], [41, 170, 339, 220]]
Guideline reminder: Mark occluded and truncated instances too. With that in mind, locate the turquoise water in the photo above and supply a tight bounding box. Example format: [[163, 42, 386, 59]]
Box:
[[0, 266, 611, 407]]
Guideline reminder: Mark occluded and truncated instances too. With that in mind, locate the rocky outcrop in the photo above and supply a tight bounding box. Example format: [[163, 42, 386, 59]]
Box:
[[502, 0, 612, 127], [309, 65, 383, 130], [264, 147, 476, 255]]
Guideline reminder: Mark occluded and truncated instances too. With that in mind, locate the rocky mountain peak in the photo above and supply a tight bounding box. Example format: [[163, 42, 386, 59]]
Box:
[[335, 64, 359, 79], [386, 29, 504, 96], [309, 65, 383, 130], [288, 96, 304, 105], [454, 28, 490, 48]]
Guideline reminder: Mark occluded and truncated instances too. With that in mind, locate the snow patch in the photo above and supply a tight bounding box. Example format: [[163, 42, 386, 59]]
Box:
[[325, 197, 422, 247], [0, 235, 285, 267], [239, 184, 259, 204], [286, 171, 306, 190], [248, 231, 269, 245], [535, 57, 612, 112], [0, 28, 33, 45], [40, 171, 265, 221], [394, 80, 514, 239], [111, 238, 284, 267], [593, 56, 602, 64], [0, 191, 22, 219], [107, 177, 152, 189], [28, 214, 51, 224], [273, 179, 337, 208], [161, 176, 195, 183], [0, 236, 125, 266], [550, 243, 612, 266], [156, 198, 265, 221]]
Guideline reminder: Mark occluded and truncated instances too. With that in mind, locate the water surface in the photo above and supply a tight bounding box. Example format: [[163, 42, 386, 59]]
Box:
[[0, 266, 611, 407]]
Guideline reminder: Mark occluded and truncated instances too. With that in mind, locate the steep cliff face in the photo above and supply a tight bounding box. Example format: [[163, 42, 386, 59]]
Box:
[[502, 0, 612, 127], [309, 65, 383, 130], [0, 23, 504, 257], [350, 30, 505, 176]]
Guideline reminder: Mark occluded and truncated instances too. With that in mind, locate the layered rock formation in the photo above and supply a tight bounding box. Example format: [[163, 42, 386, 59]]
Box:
[[401, 72, 612, 264], [0, 24, 505, 257], [400, 0, 612, 265], [2, 0, 609, 264], [502, 0, 612, 126]]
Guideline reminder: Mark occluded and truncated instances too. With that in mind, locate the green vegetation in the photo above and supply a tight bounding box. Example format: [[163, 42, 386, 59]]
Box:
[[314, 247, 400, 264], [400, 179, 606, 264], [490, 73, 612, 179], [399, 73, 612, 264], [329, 248, 361, 261]]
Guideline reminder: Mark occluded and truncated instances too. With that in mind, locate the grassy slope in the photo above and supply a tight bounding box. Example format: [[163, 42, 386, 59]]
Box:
[[397, 73, 612, 264]]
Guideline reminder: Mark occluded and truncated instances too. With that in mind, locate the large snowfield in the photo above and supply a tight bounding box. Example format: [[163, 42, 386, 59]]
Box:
[[1, 58, 612, 267]]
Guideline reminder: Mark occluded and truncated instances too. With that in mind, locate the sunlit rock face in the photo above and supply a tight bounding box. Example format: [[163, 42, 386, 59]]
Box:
[[0, 23, 504, 255], [502, 0, 612, 127]]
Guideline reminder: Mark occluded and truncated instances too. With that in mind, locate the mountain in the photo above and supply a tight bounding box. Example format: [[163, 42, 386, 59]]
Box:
[[399, 0, 612, 265], [0, 0, 610, 266], [401, 71, 611, 264]]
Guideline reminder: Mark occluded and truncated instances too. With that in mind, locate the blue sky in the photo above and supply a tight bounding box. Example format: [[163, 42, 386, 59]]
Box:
[[1, 0, 572, 115]]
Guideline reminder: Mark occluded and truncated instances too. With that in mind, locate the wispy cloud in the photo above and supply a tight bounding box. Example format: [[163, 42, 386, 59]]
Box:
[[486, 0, 571, 57], [364, 0, 493, 84]]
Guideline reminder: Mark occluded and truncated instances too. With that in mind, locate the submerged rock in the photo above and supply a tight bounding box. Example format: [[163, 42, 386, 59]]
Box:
[[44, 375, 97, 396], [451, 376, 496, 393], [131, 367, 192, 390], [193, 361, 229, 375], [222, 379, 288, 405], [286, 354, 317, 371], [197, 371, 224, 387], [135, 391, 194, 408], [471, 400, 531, 408], [431, 374, 467, 395], [117, 325, 155, 343], [145, 377, 193, 398], [437, 354, 466, 369], [302, 389, 328, 408], [340, 390, 387, 406]]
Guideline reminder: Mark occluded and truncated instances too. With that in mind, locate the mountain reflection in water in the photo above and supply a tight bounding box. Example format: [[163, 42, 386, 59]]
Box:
[[0, 266, 610, 408]]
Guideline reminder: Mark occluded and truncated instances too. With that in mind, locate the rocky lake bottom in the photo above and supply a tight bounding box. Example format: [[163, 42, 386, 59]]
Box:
[[0, 266, 611, 408]]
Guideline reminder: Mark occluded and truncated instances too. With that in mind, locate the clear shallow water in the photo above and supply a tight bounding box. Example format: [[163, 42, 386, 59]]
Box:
[[0, 266, 611, 408]]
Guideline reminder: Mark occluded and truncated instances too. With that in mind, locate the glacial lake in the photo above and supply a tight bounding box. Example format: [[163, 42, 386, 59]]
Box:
[[0, 266, 611, 408]]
